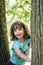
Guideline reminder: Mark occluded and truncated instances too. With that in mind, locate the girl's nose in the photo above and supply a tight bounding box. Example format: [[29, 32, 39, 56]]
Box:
[[16, 29, 19, 33]]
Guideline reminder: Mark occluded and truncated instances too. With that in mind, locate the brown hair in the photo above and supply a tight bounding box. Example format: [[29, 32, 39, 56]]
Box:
[[10, 20, 31, 41]]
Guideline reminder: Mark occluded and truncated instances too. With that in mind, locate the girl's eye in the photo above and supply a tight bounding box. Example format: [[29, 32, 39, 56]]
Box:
[[14, 28, 23, 32], [14, 29, 21, 31]]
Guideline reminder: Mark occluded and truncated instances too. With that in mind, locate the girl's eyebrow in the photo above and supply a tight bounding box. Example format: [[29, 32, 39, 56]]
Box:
[[13, 26, 21, 29], [14, 25, 23, 28]]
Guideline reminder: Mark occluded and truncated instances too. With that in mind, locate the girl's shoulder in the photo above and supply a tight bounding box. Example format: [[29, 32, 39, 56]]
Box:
[[25, 38, 31, 45], [26, 38, 31, 42], [11, 39, 20, 50]]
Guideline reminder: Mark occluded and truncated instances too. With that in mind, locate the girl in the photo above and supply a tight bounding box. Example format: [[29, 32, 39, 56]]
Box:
[[6, 20, 31, 65]]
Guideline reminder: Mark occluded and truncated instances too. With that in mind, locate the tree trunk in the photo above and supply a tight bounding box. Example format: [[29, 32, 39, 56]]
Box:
[[31, 0, 43, 65], [0, 0, 10, 65]]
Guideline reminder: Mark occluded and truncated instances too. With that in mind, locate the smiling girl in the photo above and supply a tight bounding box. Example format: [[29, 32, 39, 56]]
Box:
[[6, 20, 31, 65]]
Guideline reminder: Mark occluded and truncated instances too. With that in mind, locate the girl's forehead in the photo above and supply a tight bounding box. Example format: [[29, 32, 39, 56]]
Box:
[[13, 25, 23, 29]]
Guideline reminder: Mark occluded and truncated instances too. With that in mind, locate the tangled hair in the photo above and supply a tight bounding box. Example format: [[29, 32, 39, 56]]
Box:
[[10, 20, 31, 41]]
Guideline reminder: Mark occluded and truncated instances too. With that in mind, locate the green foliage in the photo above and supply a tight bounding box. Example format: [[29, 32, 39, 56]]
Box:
[[5, 0, 31, 25]]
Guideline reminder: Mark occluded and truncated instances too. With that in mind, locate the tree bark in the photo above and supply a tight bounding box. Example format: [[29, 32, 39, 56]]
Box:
[[0, 0, 10, 65], [31, 0, 43, 65]]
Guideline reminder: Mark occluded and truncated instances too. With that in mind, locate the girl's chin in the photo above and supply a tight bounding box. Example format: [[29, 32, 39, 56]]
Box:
[[17, 37, 22, 39], [16, 36, 23, 39], [16, 35, 23, 39]]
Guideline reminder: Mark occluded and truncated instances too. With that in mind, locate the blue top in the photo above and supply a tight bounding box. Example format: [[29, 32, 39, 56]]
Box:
[[10, 38, 31, 65]]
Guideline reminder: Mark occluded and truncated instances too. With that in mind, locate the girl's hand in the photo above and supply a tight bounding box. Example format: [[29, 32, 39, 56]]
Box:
[[28, 58, 31, 62], [14, 48, 31, 62]]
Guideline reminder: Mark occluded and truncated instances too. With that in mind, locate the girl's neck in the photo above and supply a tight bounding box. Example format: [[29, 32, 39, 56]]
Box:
[[18, 38, 25, 43]]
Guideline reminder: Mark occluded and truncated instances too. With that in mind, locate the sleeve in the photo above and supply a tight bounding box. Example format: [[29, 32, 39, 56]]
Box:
[[11, 40, 20, 50], [27, 38, 31, 45], [22, 38, 31, 51]]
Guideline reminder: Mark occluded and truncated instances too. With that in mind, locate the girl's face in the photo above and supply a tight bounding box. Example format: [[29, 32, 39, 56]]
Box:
[[13, 25, 24, 39]]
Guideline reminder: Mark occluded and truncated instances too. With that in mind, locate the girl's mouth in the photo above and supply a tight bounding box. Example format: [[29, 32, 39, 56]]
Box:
[[16, 34, 22, 36]]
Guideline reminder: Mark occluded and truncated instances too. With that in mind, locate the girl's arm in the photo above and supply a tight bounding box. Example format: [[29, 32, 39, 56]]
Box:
[[14, 48, 31, 62]]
